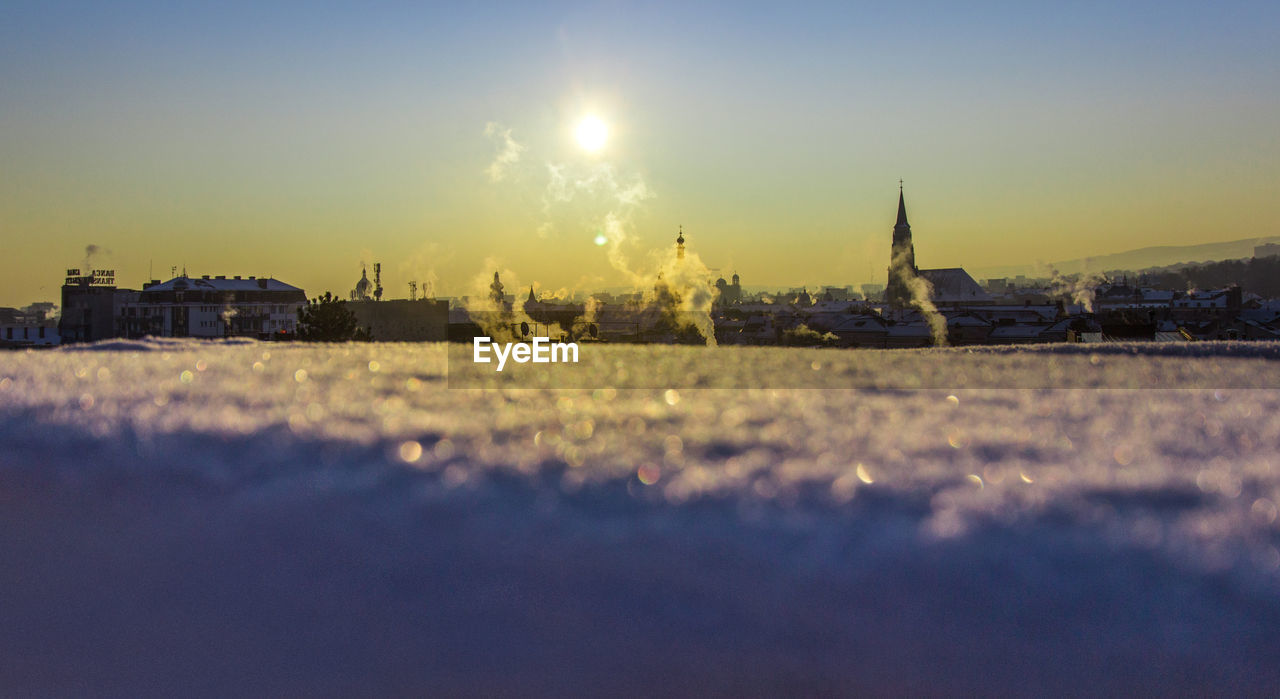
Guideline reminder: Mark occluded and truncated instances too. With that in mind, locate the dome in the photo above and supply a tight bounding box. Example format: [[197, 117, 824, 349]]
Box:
[[354, 269, 372, 298]]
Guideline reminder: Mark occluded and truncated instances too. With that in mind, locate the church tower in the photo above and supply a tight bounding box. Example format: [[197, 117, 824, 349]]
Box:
[[885, 183, 917, 308], [489, 271, 508, 311], [676, 226, 685, 261]]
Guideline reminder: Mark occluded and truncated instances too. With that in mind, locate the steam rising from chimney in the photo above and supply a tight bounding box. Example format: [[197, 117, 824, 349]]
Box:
[[82, 244, 111, 271], [1045, 265, 1105, 313], [889, 247, 948, 347]]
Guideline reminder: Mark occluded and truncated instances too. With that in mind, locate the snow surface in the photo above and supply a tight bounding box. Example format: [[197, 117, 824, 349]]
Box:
[[2, 340, 1280, 695]]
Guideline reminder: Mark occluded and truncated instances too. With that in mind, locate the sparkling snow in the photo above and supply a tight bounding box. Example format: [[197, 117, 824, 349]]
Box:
[[2, 340, 1279, 694]]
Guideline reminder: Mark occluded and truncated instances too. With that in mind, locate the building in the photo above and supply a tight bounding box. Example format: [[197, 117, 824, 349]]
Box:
[[0, 322, 59, 347], [885, 185, 916, 308], [1170, 287, 1242, 321], [714, 272, 743, 305], [350, 263, 383, 301], [917, 268, 991, 305], [121, 275, 306, 339], [1, 305, 60, 348], [1255, 243, 1280, 259], [820, 286, 856, 302], [884, 185, 989, 308], [347, 299, 448, 341], [58, 269, 136, 344]]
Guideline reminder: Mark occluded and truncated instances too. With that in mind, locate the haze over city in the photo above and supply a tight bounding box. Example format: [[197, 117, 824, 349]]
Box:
[[2, 1, 1278, 307]]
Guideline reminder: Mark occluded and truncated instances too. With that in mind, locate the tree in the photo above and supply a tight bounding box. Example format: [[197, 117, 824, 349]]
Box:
[[296, 292, 372, 342]]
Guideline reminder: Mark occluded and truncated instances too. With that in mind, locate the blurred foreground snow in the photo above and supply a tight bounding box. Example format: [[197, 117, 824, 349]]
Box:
[[2, 340, 1279, 695]]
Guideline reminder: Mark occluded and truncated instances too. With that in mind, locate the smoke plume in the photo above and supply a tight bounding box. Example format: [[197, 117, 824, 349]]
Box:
[[461, 261, 564, 342], [1045, 266, 1105, 313], [484, 122, 525, 183], [889, 248, 948, 347], [480, 117, 722, 344], [398, 242, 449, 301], [82, 244, 112, 270]]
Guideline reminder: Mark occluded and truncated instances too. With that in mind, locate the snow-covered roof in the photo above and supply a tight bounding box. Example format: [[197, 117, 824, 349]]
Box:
[[947, 314, 991, 327], [831, 315, 887, 332], [917, 268, 991, 302], [971, 306, 1059, 322], [807, 301, 853, 313], [143, 276, 302, 293], [886, 322, 933, 337], [988, 324, 1048, 339]]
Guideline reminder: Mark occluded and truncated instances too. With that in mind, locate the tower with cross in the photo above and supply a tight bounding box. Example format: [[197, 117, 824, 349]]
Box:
[[886, 181, 917, 308]]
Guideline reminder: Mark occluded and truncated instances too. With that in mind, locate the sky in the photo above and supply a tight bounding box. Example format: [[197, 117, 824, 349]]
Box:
[[1, 0, 1278, 305]]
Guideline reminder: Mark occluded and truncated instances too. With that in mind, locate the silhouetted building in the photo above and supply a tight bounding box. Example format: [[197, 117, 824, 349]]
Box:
[[883, 185, 989, 308], [121, 275, 305, 339], [715, 272, 743, 305], [917, 268, 990, 305], [348, 299, 448, 341], [885, 185, 916, 308], [59, 270, 134, 344], [1255, 243, 1280, 259], [489, 271, 510, 311], [351, 267, 374, 301]]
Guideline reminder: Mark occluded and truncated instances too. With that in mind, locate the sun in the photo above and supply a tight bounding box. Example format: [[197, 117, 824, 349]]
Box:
[[575, 116, 608, 152]]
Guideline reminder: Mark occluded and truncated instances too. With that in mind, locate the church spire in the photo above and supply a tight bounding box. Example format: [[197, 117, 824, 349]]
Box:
[[886, 181, 917, 309], [896, 180, 909, 228]]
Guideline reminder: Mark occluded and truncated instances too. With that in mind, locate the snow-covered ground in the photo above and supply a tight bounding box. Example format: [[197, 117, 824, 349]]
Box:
[[2, 339, 1279, 695]]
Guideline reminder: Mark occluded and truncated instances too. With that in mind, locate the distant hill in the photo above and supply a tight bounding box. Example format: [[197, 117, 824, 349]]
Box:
[[972, 236, 1280, 280]]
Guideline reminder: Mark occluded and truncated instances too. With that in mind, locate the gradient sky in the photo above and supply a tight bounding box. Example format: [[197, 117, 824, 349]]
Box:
[[2, 0, 1278, 306]]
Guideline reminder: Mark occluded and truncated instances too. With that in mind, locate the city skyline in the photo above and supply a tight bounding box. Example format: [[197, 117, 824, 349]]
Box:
[[3, 1, 1278, 307]]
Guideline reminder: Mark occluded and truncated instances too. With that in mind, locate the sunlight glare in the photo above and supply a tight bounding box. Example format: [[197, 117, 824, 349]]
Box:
[[575, 116, 608, 152]]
